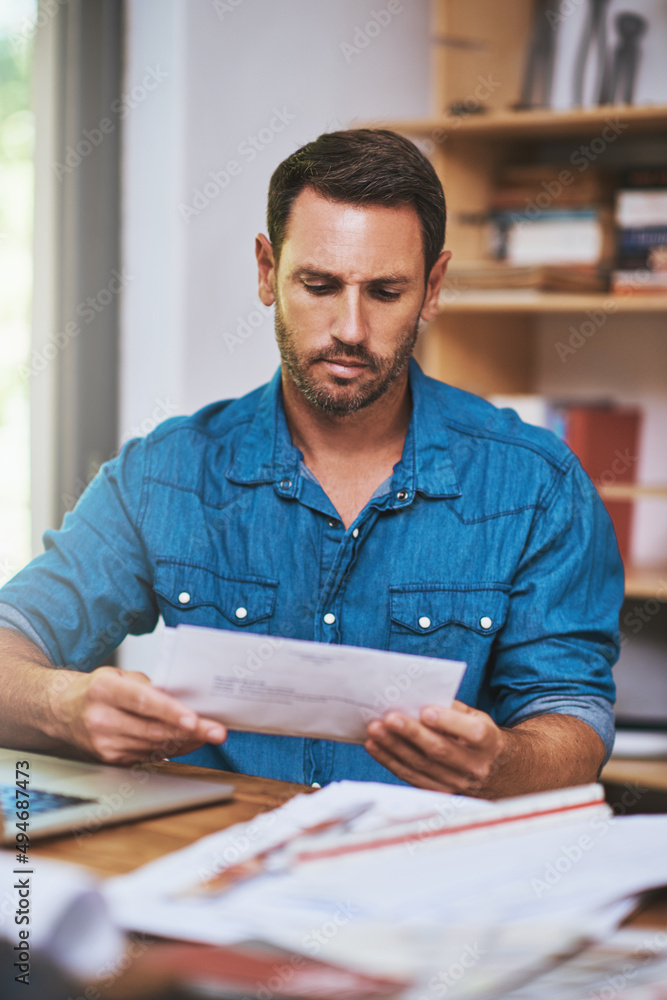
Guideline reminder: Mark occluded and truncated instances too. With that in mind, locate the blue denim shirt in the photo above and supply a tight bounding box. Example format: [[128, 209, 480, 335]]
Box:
[[0, 360, 621, 783]]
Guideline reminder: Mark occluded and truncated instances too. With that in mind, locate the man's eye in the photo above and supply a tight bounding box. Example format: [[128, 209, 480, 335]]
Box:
[[304, 283, 333, 295], [372, 288, 401, 301]]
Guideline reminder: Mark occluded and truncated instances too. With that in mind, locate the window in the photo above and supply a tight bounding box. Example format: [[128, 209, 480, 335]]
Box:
[[0, 0, 36, 582]]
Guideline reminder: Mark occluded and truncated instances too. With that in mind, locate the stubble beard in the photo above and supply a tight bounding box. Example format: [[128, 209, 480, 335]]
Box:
[[274, 302, 420, 416]]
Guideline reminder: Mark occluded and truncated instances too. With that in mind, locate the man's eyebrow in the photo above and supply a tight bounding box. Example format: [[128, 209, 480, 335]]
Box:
[[291, 268, 339, 281], [368, 274, 412, 285], [292, 267, 413, 285]]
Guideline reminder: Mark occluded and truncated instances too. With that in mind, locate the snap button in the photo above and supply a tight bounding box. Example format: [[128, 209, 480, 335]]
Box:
[[352, 528, 359, 538], [235, 607, 248, 620], [396, 489, 409, 502], [311, 781, 321, 788], [418, 616, 431, 629], [480, 616, 493, 630], [177, 592, 191, 605], [328, 517, 339, 528], [323, 612, 336, 625], [279, 479, 292, 490]]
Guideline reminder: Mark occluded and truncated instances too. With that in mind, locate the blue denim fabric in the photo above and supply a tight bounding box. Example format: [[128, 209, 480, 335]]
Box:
[[0, 360, 622, 783]]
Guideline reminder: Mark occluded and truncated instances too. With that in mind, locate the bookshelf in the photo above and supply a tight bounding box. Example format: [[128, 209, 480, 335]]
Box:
[[437, 291, 667, 313], [378, 0, 667, 605], [387, 105, 667, 141]]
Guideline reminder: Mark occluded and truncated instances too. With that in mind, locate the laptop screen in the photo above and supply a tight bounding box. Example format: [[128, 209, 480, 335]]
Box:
[[0, 785, 96, 816]]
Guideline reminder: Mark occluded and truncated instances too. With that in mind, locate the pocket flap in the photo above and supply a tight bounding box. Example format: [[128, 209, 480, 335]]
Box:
[[154, 560, 277, 626], [390, 585, 509, 635]]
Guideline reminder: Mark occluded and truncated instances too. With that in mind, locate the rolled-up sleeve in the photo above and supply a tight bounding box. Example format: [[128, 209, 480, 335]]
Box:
[[0, 438, 159, 671], [489, 456, 623, 764]]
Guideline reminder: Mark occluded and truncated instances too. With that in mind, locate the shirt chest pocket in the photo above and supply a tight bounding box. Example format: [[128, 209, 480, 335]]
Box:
[[388, 585, 510, 664], [154, 560, 278, 635]]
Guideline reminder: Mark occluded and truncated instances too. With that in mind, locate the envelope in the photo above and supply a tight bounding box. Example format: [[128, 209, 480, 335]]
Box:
[[154, 625, 466, 744]]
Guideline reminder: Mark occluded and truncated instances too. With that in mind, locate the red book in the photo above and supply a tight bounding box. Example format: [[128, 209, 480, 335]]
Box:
[[563, 406, 642, 565]]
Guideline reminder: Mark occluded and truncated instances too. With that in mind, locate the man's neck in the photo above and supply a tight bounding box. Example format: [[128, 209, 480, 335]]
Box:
[[281, 368, 412, 465], [281, 369, 412, 529]]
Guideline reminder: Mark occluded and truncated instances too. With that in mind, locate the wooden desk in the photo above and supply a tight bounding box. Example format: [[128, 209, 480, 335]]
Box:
[[31, 761, 311, 878]]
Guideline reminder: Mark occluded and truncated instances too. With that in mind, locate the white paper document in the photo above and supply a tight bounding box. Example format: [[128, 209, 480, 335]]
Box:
[[154, 625, 466, 743], [0, 851, 124, 980]]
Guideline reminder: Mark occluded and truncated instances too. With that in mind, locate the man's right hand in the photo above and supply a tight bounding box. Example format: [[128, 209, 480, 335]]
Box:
[[45, 666, 227, 766]]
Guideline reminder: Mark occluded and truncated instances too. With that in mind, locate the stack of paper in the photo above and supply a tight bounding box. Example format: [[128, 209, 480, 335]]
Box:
[[103, 780, 667, 997]]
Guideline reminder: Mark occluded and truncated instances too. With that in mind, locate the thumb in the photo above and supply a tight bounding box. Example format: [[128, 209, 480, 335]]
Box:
[[450, 699, 474, 714], [117, 669, 152, 685]]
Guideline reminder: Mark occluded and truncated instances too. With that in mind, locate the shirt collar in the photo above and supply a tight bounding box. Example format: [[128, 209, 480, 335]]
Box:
[[226, 358, 462, 499]]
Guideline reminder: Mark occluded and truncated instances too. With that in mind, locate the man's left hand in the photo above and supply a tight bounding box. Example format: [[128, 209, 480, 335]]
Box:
[[365, 700, 512, 797]]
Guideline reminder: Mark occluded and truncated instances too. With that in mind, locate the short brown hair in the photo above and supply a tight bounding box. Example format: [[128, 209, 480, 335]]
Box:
[[267, 128, 446, 279]]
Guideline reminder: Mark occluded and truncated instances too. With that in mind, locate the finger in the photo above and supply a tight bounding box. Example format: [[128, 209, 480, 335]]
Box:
[[419, 704, 492, 747], [451, 699, 474, 713], [84, 702, 188, 747], [95, 670, 227, 741], [90, 669, 202, 732], [365, 738, 463, 793], [191, 717, 227, 744], [82, 705, 224, 762], [379, 713, 449, 756], [113, 709, 225, 749], [368, 717, 484, 781], [78, 708, 178, 763], [82, 683, 226, 747], [117, 670, 152, 685]]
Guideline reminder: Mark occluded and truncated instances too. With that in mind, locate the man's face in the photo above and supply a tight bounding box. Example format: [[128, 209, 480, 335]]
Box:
[[259, 188, 438, 416]]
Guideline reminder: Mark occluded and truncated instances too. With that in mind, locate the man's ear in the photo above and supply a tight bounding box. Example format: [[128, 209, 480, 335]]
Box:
[[420, 250, 452, 323], [256, 234, 276, 306]]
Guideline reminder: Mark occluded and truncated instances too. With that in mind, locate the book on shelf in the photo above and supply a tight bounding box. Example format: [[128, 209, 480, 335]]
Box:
[[557, 406, 642, 566], [491, 165, 616, 211], [613, 270, 667, 294], [621, 167, 667, 189], [490, 207, 614, 267], [444, 261, 608, 294], [615, 227, 667, 269], [612, 167, 667, 294], [483, 164, 615, 281], [616, 190, 667, 229]]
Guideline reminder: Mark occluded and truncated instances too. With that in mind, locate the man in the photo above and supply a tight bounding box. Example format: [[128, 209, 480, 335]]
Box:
[[0, 129, 622, 796]]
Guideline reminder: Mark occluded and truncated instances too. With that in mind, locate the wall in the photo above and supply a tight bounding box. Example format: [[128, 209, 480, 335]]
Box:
[[120, 0, 431, 670]]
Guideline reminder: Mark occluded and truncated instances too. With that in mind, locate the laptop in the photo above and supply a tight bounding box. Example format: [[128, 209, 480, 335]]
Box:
[[0, 748, 234, 844]]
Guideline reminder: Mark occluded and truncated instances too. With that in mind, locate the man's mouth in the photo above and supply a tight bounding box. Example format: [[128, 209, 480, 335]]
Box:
[[320, 359, 368, 378]]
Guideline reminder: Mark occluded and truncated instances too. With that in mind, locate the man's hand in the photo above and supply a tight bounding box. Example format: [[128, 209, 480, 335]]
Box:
[[365, 700, 606, 798], [45, 666, 227, 766], [365, 700, 509, 796]]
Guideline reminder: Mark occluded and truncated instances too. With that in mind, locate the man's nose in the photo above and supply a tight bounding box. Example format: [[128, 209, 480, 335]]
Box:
[[332, 288, 366, 345]]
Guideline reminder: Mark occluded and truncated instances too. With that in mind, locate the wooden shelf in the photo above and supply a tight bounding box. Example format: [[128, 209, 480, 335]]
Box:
[[624, 566, 667, 601], [438, 290, 667, 314], [383, 103, 667, 140], [602, 758, 667, 790], [600, 485, 667, 501]]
